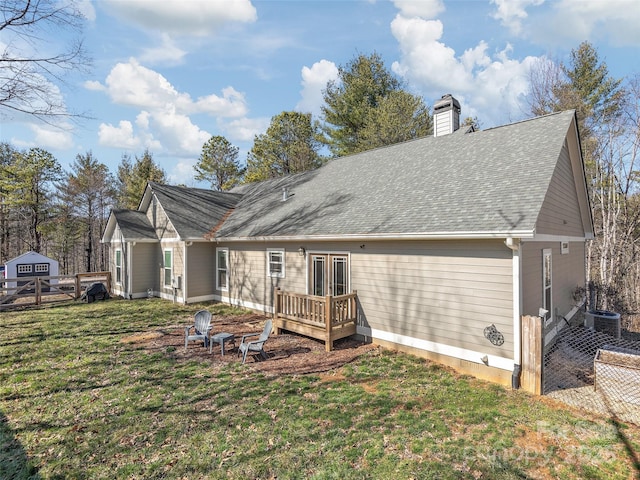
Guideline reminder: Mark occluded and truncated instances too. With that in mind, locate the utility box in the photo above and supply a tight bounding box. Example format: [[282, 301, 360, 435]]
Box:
[[585, 310, 621, 339]]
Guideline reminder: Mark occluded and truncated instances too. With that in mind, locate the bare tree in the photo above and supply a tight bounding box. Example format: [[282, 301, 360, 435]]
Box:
[[0, 0, 91, 122]]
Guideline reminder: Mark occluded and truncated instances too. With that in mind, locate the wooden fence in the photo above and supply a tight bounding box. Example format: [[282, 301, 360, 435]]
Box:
[[0, 272, 112, 310], [273, 287, 358, 351], [521, 315, 543, 395]]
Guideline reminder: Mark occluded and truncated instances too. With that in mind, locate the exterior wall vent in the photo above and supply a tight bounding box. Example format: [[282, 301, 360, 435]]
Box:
[[433, 94, 461, 137]]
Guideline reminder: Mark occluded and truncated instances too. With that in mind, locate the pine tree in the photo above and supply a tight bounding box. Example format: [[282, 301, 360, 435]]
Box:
[[194, 136, 243, 191], [245, 111, 323, 183]]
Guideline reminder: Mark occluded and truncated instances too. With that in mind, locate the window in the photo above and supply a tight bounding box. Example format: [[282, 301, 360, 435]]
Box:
[[17, 264, 32, 274], [115, 249, 122, 284], [35, 264, 48, 273], [217, 248, 229, 291], [164, 249, 172, 287], [543, 249, 552, 322], [267, 249, 285, 278]]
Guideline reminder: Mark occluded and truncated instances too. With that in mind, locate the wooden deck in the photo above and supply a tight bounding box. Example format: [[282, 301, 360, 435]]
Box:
[[273, 288, 358, 351]]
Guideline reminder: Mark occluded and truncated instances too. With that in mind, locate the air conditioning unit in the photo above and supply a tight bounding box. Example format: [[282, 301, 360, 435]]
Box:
[[585, 310, 621, 339]]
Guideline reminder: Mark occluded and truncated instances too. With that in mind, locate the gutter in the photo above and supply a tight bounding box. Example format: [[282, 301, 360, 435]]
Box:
[[212, 230, 536, 243]]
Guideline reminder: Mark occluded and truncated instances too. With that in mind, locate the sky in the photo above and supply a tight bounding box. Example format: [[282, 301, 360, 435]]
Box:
[[2, 0, 640, 187]]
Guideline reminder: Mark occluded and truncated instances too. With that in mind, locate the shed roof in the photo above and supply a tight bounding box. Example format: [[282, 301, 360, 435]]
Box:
[[217, 110, 578, 239]]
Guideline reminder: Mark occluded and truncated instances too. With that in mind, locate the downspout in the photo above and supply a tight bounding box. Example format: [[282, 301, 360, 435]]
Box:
[[183, 242, 189, 304], [127, 241, 134, 300], [504, 237, 521, 389]]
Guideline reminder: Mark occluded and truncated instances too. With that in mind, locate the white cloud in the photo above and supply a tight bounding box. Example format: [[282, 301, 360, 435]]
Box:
[[102, 0, 257, 37], [490, 0, 544, 35], [93, 59, 258, 157], [223, 117, 270, 143], [390, 14, 539, 127], [98, 120, 142, 149], [490, 0, 640, 47], [10, 124, 75, 151], [83, 80, 105, 91], [151, 107, 211, 155], [77, 0, 97, 22], [103, 59, 247, 117], [392, 0, 445, 19], [296, 60, 339, 116], [139, 33, 187, 65], [168, 159, 198, 186], [97, 119, 162, 151]]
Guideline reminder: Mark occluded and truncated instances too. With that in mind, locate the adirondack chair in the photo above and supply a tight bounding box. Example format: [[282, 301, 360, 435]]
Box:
[[184, 310, 213, 351], [238, 319, 273, 364]]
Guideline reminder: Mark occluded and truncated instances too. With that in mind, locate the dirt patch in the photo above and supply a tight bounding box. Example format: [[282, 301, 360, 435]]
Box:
[[132, 312, 378, 376]]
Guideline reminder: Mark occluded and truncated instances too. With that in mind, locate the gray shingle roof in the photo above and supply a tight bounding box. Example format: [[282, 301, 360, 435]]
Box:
[[112, 209, 157, 241], [217, 110, 576, 239], [148, 183, 241, 239]]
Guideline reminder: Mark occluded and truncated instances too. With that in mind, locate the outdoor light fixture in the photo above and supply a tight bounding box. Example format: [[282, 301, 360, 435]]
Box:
[[298, 247, 306, 256]]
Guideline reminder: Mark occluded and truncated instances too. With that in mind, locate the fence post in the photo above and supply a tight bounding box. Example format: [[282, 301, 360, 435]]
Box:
[[35, 277, 41, 305], [521, 315, 543, 395], [75, 275, 81, 300]]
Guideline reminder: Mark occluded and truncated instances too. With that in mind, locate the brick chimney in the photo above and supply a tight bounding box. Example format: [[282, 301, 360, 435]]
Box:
[[433, 94, 461, 137]]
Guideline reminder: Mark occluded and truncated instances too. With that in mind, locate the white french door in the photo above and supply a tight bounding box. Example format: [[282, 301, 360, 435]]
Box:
[[309, 254, 349, 296]]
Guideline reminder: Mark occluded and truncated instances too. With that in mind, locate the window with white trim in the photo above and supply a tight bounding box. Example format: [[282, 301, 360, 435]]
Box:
[[17, 264, 32, 274], [267, 249, 285, 278], [217, 248, 229, 291], [164, 249, 172, 287], [115, 249, 122, 285]]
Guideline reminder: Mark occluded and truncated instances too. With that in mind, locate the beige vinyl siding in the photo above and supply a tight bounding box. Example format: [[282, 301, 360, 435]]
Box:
[[187, 242, 216, 297], [131, 243, 158, 295], [351, 240, 513, 358], [521, 240, 586, 320], [147, 195, 178, 239], [536, 144, 585, 237], [221, 239, 513, 357], [220, 242, 306, 310]]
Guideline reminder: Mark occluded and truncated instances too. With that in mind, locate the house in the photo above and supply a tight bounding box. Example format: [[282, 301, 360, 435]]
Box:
[[4, 251, 59, 292], [102, 97, 593, 387]]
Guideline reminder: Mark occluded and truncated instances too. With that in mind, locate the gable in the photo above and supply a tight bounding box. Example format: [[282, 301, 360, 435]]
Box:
[[535, 117, 593, 239], [143, 183, 241, 241], [6, 251, 57, 266]]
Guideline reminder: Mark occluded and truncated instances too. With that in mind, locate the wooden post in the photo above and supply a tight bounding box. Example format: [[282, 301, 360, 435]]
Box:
[[35, 278, 41, 305], [521, 315, 543, 395], [75, 275, 81, 300], [325, 294, 332, 352]]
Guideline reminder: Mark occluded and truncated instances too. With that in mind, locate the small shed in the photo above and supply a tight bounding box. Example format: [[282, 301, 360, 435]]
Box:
[[4, 251, 59, 291]]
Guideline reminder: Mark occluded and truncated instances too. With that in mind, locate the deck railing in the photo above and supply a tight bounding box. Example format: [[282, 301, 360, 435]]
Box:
[[273, 288, 358, 351]]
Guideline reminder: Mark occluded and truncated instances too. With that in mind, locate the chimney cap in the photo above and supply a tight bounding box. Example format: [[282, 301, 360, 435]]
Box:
[[434, 94, 461, 114]]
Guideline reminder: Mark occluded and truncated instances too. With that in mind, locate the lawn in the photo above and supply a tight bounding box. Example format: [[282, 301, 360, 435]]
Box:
[[1, 298, 639, 479]]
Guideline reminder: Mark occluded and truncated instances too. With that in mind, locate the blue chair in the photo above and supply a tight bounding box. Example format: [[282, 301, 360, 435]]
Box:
[[184, 310, 213, 351]]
